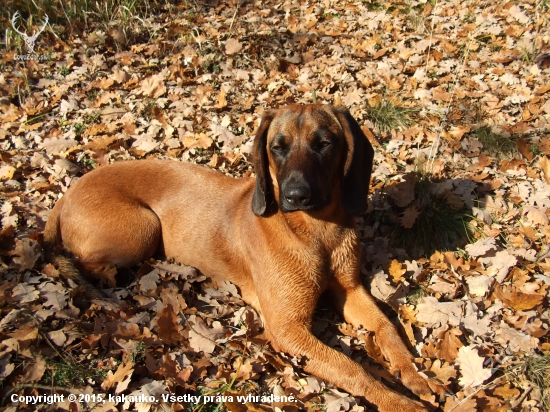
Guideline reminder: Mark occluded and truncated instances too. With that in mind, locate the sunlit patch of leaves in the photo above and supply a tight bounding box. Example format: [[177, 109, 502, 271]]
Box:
[[366, 100, 419, 134]]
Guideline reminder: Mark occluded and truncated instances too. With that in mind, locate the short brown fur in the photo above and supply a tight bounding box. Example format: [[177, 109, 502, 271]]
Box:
[[44, 105, 444, 411]]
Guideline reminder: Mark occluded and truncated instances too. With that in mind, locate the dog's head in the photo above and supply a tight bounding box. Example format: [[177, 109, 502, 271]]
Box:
[[252, 104, 374, 216]]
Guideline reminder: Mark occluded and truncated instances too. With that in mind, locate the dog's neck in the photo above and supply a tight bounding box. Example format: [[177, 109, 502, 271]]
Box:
[[278, 202, 355, 249]]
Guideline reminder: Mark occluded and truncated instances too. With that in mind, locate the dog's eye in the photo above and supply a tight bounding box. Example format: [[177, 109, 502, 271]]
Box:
[[270, 145, 285, 154], [319, 140, 332, 149]]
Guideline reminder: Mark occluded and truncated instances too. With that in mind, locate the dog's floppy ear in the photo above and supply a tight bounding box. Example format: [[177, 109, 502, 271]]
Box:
[[252, 110, 275, 216], [333, 106, 375, 215]]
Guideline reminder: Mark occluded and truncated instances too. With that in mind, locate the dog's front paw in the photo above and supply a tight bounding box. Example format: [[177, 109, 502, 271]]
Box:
[[400, 365, 448, 400], [372, 390, 429, 412]]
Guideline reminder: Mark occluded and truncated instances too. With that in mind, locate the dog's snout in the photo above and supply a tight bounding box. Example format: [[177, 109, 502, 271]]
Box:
[[284, 184, 311, 207]]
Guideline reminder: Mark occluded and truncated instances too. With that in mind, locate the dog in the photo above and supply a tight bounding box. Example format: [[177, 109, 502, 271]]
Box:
[[44, 104, 443, 411]]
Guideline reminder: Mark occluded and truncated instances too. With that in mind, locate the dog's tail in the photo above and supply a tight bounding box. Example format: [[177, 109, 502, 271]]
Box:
[[44, 196, 111, 302]]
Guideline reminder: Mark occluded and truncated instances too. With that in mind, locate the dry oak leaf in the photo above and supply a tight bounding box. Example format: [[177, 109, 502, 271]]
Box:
[[537, 156, 550, 184], [466, 275, 493, 297], [436, 329, 464, 363], [21, 357, 46, 383], [494, 321, 539, 352], [101, 361, 134, 391], [516, 138, 534, 161], [493, 285, 544, 311], [479, 250, 518, 282], [456, 345, 492, 388], [157, 305, 183, 345], [0, 165, 16, 181], [225, 38, 243, 55], [493, 383, 521, 400], [400, 205, 420, 229], [429, 359, 457, 385], [416, 296, 463, 327], [11, 283, 40, 303], [468, 241, 498, 261], [139, 270, 160, 292], [388, 259, 406, 283], [385, 172, 416, 208], [41, 137, 79, 155], [182, 133, 213, 150], [369, 270, 396, 302], [215, 88, 228, 109], [124, 381, 168, 412], [141, 74, 167, 98], [40, 283, 68, 310], [0, 354, 15, 379], [443, 395, 478, 412], [47, 329, 67, 347], [188, 319, 225, 355], [508, 4, 530, 24]]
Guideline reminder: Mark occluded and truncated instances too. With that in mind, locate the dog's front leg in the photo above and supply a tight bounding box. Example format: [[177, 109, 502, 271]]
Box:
[[330, 272, 447, 400], [257, 279, 428, 412]]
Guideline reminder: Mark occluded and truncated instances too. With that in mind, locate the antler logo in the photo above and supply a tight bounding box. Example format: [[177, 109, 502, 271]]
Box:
[[11, 12, 49, 55]]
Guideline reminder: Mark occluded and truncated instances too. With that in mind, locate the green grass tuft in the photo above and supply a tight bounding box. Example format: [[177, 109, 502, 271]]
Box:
[[389, 173, 470, 258], [42, 357, 108, 387], [523, 355, 550, 411], [367, 100, 419, 134], [473, 126, 517, 159]]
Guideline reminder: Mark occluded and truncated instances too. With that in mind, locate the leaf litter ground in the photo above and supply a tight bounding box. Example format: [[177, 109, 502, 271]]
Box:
[[0, 0, 550, 411]]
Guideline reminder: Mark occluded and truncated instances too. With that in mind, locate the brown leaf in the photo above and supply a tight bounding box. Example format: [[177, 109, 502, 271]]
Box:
[[101, 361, 134, 391], [21, 357, 46, 383], [385, 172, 416, 208], [11, 239, 41, 271], [537, 156, 550, 184], [182, 133, 213, 150], [157, 305, 183, 345], [400, 205, 420, 228], [444, 395, 478, 412], [492, 383, 520, 400], [429, 359, 457, 385], [516, 138, 534, 161], [141, 74, 167, 98], [92, 265, 118, 288], [215, 89, 228, 109], [436, 329, 463, 363], [477, 152, 492, 167], [188, 319, 225, 354], [493, 285, 544, 311], [225, 38, 242, 55]]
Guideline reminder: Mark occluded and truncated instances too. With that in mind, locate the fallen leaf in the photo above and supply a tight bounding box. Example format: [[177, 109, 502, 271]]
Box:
[[388, 259, 406, 283], [225, 38, 243, 55], [188, 319, 225, 355], [456, 345, 492, 388], [101, 361, 135, 391], [157, 305, 183, 345]]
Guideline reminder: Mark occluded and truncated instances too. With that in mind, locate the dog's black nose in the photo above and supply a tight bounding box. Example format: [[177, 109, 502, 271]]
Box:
[[284, 185, 311, 207]]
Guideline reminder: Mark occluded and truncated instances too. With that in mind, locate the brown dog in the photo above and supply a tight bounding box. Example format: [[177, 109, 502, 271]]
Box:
[[44, 105, 442, 411]]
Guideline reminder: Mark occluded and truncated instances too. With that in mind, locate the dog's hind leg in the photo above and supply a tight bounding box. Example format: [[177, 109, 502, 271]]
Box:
[[58, 200, 162, 270]]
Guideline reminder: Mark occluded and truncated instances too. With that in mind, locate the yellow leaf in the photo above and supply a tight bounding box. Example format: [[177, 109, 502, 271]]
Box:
[[388, 259, 406, 283]]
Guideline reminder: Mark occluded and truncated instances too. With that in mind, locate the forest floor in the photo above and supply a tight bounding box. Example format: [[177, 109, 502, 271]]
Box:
[[1, 0, 550, 411]]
